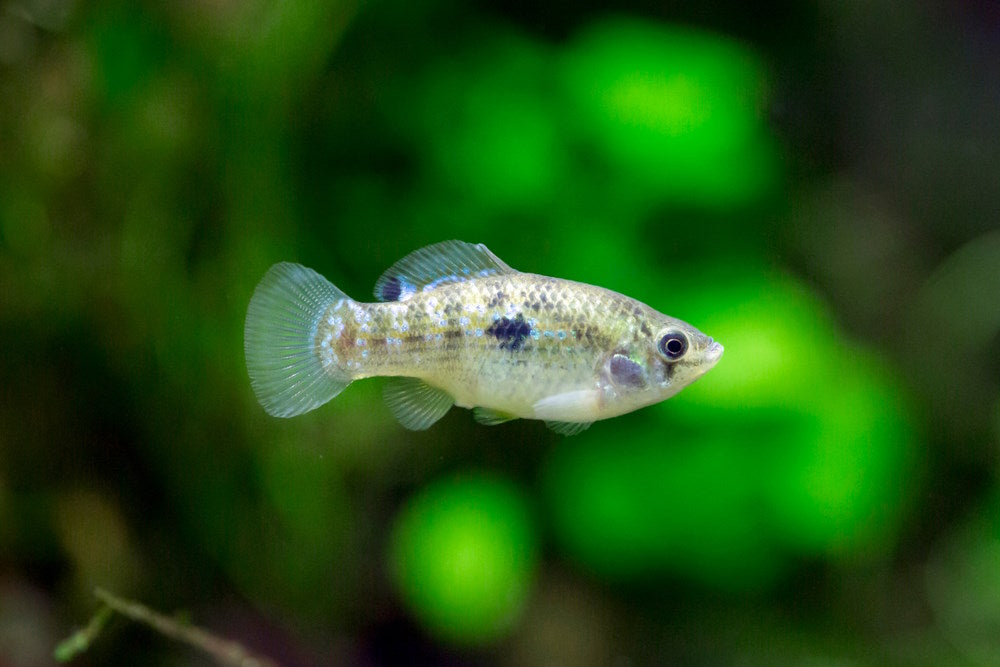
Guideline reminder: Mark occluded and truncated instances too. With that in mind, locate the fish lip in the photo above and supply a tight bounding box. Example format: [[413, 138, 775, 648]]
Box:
[[704, 340, 724, 364]]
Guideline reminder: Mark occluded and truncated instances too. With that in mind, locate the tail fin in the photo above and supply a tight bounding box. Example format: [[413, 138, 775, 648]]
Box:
[[244, 262, 352, 417]]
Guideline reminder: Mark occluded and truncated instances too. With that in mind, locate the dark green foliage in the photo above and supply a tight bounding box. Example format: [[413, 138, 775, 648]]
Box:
[[2, 0, 999, 664]]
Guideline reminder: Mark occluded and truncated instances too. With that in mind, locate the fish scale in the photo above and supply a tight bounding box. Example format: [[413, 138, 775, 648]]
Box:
[[245, 240, 723, 434], [322, 275, 639, 415]]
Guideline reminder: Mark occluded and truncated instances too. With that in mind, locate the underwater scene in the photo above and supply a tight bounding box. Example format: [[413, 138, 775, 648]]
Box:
[[1, 1, 999, 664]]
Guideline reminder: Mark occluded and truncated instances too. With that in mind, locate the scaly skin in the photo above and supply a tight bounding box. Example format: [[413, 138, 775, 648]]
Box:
[[314, 272, 719, 422]]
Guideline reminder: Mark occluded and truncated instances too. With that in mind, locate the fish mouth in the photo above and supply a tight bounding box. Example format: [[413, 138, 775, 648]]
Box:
[[704, 339, 724, 365]]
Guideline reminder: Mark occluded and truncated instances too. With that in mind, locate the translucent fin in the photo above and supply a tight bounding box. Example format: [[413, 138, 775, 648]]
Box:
[[545, 420, 593, 436], [532, 390, 602, 420], [383, 377, 454, 430], [374, 240, 516, 301], [245, 262, 351, 417], [473, 407, 518, 426]]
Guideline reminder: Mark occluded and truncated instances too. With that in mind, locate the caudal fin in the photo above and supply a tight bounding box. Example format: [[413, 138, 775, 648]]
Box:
[[244, 262, 352, 417]]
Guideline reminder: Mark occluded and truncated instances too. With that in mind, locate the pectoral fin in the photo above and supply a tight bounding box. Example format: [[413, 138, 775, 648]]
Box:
[[532, 389, 600, 436], [531, 389, 601, 420], [383, 377, 454, 430], [545, 420, 592, 436]]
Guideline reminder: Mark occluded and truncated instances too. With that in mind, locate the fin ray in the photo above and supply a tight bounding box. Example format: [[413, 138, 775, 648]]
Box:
[[473, 407, 518, 426], [384, 377, 454, 430], [245, 262, 352, 417], [374, 240, 515, 301], [545, 420, 593, 436]]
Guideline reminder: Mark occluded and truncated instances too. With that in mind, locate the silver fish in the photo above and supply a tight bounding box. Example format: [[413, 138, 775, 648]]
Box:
[[245, 240, 723, 435]]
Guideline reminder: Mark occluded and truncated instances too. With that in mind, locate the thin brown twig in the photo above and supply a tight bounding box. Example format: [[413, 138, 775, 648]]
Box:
[[93, 588, 280, 667]]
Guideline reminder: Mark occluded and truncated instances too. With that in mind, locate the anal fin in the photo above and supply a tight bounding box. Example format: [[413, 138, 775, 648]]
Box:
[[383, 377, 454, 430], [473, 407, 518, 426]]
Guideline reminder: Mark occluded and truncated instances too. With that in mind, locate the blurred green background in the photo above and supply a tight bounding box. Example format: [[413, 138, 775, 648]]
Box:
[[2, 0, 999, 664]]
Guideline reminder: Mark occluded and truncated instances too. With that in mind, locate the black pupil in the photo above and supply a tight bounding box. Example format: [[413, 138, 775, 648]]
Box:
[[661, 334, 687, 359]]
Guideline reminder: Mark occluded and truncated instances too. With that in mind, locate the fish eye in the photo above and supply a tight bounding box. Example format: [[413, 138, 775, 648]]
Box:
[[657, 330, 689, 361]]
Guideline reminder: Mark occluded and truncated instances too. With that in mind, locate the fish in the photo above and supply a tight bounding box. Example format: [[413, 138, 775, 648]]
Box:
[[244, 240, 723, 435]]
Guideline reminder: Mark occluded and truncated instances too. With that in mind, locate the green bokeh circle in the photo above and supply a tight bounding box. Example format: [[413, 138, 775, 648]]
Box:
[[389, 473, 537, 645]]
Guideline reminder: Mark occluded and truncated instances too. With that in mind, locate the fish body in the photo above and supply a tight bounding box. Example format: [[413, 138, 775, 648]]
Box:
[[245, 241, 723, 434]]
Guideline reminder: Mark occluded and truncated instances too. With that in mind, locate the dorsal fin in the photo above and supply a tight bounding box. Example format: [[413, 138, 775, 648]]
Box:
[[374, 240, 516, 302]]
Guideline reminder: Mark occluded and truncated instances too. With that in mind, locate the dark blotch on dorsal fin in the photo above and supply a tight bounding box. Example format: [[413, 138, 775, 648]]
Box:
[[378, 276, 403, 302], [373, 240, 516, 302], [486, 313, 531, 351]]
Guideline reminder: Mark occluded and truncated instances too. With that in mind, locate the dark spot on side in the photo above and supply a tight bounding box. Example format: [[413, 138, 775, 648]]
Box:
[[540, 292, 548, 303], [531, 301, 540, 309], [485, 313, 531, 351], [380, 276, 402, 302], [573, 329, 582, 340], [443, 329, 463, 340], [640, 322, 652, 337], [633, 306, 643, 317]]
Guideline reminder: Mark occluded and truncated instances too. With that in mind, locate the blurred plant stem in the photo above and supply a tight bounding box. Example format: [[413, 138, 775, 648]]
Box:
[[54, 588, 279, 667]]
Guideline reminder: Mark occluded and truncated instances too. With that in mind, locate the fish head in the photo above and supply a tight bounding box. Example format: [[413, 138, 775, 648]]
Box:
[[602, 315, 724, 414], [648, 319, 724, 398]]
